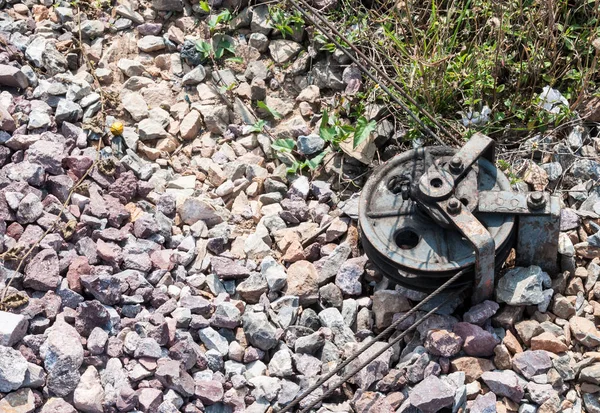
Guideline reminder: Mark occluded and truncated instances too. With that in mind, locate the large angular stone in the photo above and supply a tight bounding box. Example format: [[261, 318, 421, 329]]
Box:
[[0, 345, 28, 392], [480, 370, 524, 403], [0, 311, 28, 346], [409, 375, 454, 413], [41, 320, 84, 396]]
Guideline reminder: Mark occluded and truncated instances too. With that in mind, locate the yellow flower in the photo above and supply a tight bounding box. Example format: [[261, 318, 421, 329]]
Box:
[[110, 121, 124, 136]]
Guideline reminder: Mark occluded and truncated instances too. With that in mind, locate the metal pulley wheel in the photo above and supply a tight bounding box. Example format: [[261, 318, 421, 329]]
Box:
[[359, 133, 561, 303]]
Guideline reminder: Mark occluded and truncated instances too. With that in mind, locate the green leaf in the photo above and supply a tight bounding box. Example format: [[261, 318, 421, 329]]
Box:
[[353, 117, 377, 149], [249, 119, 267, 133], [199, 0, 210, 12], [306, 148, 330, 170], [257, 101, 282, 120], [195, 40, 212, 58], [225, 56, 244, 64], [271, 138, 295, 152]]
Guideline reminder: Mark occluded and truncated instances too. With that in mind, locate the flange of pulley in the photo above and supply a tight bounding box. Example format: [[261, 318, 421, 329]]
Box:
[[358, 133, 561, 303]]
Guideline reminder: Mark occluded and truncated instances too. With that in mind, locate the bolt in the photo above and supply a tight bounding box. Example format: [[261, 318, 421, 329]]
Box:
[[449, 157, 463, 173], [527, 192, 546, 210], [447, 198, 462, 214]]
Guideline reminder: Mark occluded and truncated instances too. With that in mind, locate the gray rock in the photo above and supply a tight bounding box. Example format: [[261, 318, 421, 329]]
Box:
[[512, 350, 552, 380], [250, 5, 272, 35], [242, 312, 278, 351], [496, 265, 551, 306], [55, 99, 83, 123], [0, 64, 28, 89], [480, 370, 524, 403], [409, 375, 454, 413], [0, 345, 28, 392], [0, 311, 28, 349], [269, 40, 303, 63], [261, 256, 287, 292], [182, 66, 207, 85], [248, 33, 269, 53], [297, 134, 325, 155], [138, 36, 166, 52], [41, 320, 84, 396], [198, 327, 229, 356], [152, 0, 184, 11]]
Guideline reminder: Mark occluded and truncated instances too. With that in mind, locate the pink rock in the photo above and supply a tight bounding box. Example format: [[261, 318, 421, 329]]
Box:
[[453, 322, 499, 357]]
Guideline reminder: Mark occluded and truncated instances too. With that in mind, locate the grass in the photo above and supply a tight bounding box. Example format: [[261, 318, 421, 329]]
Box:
[[306, 0, 600, 144]]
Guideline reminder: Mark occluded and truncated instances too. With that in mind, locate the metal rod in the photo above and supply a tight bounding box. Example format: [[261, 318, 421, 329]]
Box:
[[276, 268, 468, 412]]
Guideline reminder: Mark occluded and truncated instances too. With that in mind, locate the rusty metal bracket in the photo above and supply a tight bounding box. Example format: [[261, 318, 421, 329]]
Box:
[[478, 190, 561, 274], [359, 132, 560, 304], [437, 197, 496, 303]]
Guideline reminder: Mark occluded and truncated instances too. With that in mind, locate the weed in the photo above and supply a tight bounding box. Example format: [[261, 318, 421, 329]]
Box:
[[257, 101, 282, 120], [268, 5, 305, 39]]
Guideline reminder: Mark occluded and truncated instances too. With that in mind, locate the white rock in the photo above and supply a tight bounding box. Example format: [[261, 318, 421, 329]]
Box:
[[74, 366, 105, 413], [0, 311, 28, 346]]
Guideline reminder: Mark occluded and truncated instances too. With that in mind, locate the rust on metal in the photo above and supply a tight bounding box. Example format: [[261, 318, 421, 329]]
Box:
[[359, 133, 561, 303]]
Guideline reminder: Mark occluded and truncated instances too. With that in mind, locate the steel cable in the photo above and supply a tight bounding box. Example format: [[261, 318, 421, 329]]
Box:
[[286, 0, 463, 147], [276, 269, 469, 412]]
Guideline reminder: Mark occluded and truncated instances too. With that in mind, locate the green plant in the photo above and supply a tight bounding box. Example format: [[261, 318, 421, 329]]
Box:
[[207, 9, 232, 32], [199, 0, 210, 12], [319, 110, 376, 149], [268, 5, 305, 39], [271, 138, 331, 174], [313, 0, 600, 143], [195, 35, 235, 61], [257, 101, 282, 120], [248, 119, 267, 133]]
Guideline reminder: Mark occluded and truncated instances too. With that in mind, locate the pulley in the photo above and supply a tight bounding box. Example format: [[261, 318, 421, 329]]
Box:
[[359, 133, 561, 303]]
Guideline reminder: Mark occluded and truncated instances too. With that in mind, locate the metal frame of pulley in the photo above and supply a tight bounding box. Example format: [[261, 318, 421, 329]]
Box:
[[414, 133, 561, 302], [359, 132, 561, 304]]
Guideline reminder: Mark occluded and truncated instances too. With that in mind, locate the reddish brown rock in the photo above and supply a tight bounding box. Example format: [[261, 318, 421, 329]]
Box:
[[531, 332, 569, 353]]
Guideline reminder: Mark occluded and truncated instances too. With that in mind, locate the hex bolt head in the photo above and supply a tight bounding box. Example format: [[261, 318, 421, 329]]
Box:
[[449, 157, 463, 173], [447, 198, 462, 214], [527, 192, 546, 210]]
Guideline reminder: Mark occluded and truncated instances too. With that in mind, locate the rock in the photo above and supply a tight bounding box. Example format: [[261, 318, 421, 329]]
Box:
[[512, 350, 552, 379], [182, 66, 206, 85], [0, 64, 28, 89], [463, 300, 499, 326], [470, 392, 496, 413], [73, 366, 104, 413], [481, 370, 524, 402], [152, 0, 183, 11], [0, 345, 28, 392], [496, 265, 551, 305], [198, 327, 229, 356], [348, 341, 393, 389], [451, 322, 498, 357], [284, 260, 318, 305], [24, 249, 60, 291], [179, 110, 202, 140], [269, 40, 303, 63], [41, 321, 84, 396], [0, 311, 28, 346], [581, 364, 600, 385], [424, 329, 464, 357], [450, 357, 495, 382], [570, 316, 600, 347], [409, 375, 455, 413], [372, 290, 412, 330], [211, 256, 250, 280], [242, 312, 278, 351], [138, 35, 166, 52], [530, 332, 568, 353], [0, 388, 35, 413], [297, 134, 325, 155], [178, 198, 223, 227]]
